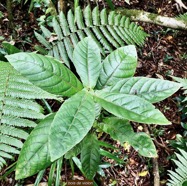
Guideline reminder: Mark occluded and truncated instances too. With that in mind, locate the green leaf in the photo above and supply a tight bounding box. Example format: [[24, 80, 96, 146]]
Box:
[[98, 141, 117, 149], [99, 149, 124, 164], [96, 45, 137, 89], [101, 117, 134, 143], [106, 77, 181, 103], [105, 0, 115, 10], [2, 42, 20, 55], [15, 114, 54, 180], [94, 91, 170, 125], [65, 142, 82, 159], [49, 90, 95, 161], [72, 157, 84, 173], [73, 37, 101, 89], [81, 134, 100, 179], [102, 117, 157, 157], [130, 132, 157, 157], [6, 53, 83, 97], [171, 76, 187, 89]]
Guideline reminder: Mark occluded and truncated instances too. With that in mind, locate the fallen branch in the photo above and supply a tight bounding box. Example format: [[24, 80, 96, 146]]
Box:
[[116, 8, 187, 30]]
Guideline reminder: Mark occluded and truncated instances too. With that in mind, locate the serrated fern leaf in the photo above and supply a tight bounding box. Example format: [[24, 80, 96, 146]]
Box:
[[167, 149, 187, 186], [0, 62, 56, 171], [35, 6, 148, 67], [176, 13, 187, 22]]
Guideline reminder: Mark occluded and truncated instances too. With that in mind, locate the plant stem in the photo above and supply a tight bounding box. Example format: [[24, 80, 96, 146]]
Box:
[[42, 99, 53, 113], [0, 162, 16, 180], [6, 0, 13, 28], [152, 158, 160, 186], [143, 125, 160, 186]]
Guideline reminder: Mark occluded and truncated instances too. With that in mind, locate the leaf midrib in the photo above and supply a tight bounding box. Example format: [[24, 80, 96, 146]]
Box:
[[94, 93, 165, 123], [15, 55, 82, 92]]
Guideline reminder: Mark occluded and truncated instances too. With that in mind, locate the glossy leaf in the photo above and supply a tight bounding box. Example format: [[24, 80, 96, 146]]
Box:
[[49, 90, 95, 161], [94, 91, 170, 125], [130, 132, 157, 157], [106, 77, 181, 103], [73, 37, 101, 88], [81, 134, 100, 179], [15, 114, 54, 180], [96, 45, 137, 89], [6, 53, 83, 97]]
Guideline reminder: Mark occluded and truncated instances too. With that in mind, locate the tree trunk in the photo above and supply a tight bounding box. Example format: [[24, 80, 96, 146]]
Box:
[[116, 8, 187, 30]]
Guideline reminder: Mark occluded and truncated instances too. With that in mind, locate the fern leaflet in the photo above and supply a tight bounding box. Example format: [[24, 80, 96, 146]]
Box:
[[167, 149, 187, 186], [35, 6, 148, 67], [0, 61, 57, 170], [176, 13, 187, 22]]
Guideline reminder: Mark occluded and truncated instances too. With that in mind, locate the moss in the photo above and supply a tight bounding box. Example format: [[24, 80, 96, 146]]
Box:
[[117, 8, 142, 18], [126, 9, 142, 17], [147, 13, 157, 21], [147, 13, 164, 24]]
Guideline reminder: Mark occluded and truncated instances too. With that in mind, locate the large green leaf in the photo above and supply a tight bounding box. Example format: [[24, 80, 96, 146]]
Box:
[[81, 134, 100, 179], [96, 45, 137, 89], [6, 53, 83, 97], [130, 132, 157, 157], [101, 117, 157, 157], [49, 90, 95, 161], [73, 37, 101, 89], [106, 77, 181, 103], [15, 114, 54, 180], [101, 117, 134, 143], [94, 91, 170, 124]]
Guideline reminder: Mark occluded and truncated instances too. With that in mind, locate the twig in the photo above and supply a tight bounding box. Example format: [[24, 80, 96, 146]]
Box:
[[0, 3, 6, 10], [153, 139, 170, 155], [143, 125, 160, 186], [175, 0, 187, 10]]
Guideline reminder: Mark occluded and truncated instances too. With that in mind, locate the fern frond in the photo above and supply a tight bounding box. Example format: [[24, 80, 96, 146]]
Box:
[[176, 13, 187, 22], [35, 6, 148, 67], [167, 149, 187, 186], [0, 61, 56, 171], [0, 144, 19, 154]]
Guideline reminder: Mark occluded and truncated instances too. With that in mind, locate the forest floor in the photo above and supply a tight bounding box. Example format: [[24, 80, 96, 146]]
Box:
[[0, 0, 187, 186]]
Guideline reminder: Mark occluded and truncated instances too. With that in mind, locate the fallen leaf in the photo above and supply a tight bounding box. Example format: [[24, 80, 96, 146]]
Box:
[[138, 170, 148, 177], [158, 8, 162, 13], [138, 126, 143, 131], [123, 142, 131, 152]]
